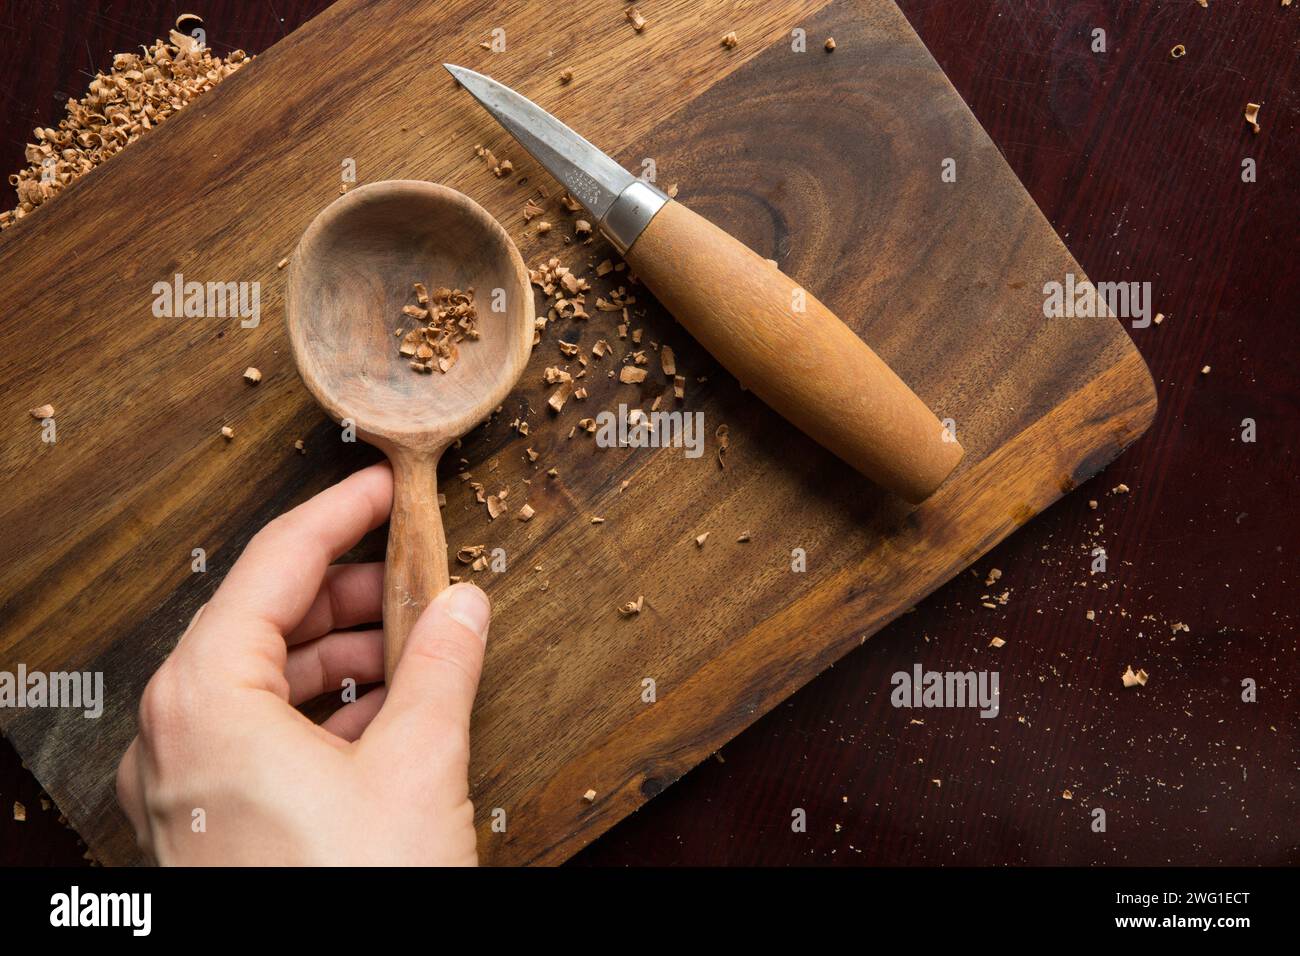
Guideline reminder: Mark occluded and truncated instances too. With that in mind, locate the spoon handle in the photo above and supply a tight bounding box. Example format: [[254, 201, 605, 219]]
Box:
[[382, 448, 450, 680]]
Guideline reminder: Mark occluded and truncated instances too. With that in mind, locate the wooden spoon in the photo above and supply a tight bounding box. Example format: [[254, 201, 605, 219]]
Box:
[[286, 181, 533, 678]]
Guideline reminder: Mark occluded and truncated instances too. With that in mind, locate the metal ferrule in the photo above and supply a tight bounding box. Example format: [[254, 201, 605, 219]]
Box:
[[599, 180, 670, 255]]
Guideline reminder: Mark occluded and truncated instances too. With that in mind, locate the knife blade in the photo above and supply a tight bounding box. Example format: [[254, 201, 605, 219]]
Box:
[[445, 63, 667, 254], [444, 64, 963, 502]]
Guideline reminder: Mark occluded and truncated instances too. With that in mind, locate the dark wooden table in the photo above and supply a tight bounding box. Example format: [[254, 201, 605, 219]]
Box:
[[1, 0, 1294, 866]]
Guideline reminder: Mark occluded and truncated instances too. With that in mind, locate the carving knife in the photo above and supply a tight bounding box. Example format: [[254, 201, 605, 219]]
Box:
[[444, 64, 963, 502]]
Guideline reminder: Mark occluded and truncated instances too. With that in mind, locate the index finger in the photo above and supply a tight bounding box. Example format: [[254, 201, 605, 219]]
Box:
[[203, 461, 393, 638]]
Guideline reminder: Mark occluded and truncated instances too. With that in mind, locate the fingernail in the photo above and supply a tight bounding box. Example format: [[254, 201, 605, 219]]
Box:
[[441, 584, 490, 642]]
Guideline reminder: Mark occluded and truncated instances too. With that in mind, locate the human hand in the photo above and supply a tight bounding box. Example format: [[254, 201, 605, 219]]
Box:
[[116, 462, 490, 865]]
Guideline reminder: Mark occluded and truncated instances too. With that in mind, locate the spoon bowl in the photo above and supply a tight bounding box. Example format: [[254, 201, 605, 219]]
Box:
[[287, 180, 533, 675]]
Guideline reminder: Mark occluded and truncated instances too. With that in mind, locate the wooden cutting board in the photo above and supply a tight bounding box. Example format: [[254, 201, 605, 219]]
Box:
[[0, 0, 1154, 865]]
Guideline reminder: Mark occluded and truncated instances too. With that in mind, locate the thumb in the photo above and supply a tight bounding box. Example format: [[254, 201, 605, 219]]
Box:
[[365, 583, 491, 760]]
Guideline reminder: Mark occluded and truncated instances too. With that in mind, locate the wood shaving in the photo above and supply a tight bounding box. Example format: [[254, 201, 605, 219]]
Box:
[[487, 493, 507, 520], [1061, 789, 1073, 800], [619, 366, 648, 384], [523, 199, 544, 222], [28, 404, 54, 420], [989, 637, 1006, 648], [695, 532, 709, 547], [559, 69, 574, 84], [590, 515, 605, 524], [1170, 44, 1186, 59], [674, 375, 686, 400], [1121, 666, 1149, 688], [618, 595, 644, 616], [1245, 102, 1261, 134], [536, 220, 552, 234], [825, 37, 837, 51], [530, 257, 590, 323], [2, 35, 251, 230], [716, 423, 730, 469], [13, 801, 25, 822], [243, 367, 262, 384], [985, 568, 1002, 586], [548, 380, 575, 412], [293, 439, 306, 454], [518, 503, 535, 521], [596, 259, 614, 277], [1086, 610, 1095, 621], [575, 219, 592, 237], [220, 425, 234, 440], [1154, 312, 1165, 325], [1111, 483, 1130, 495], [1201, 364, 1211, 375], [583, 788, 597, 802], [398, 284, 478, 375], [559, 193, 583, 212], [276, 257, 289, 270], [661, 346, 677, 377], [736, 531, 751, 543], [474, 144, 513, 177], [625, 6, 646, 32], [721, 31, 739, 49], [456, 545, 486, 565]]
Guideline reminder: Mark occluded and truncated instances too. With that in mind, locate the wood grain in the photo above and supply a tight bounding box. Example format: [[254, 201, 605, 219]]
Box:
[[0, 0, 1156, 867]]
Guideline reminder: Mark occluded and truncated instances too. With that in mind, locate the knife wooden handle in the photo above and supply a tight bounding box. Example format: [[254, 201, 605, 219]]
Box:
[[623, 200, 963, 503], [382, 448, 450, 680]]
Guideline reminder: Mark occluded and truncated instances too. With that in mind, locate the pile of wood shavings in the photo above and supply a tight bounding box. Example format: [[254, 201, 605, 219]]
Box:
[[1, 29, 251, 230], [397, 283, 479, 374]]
